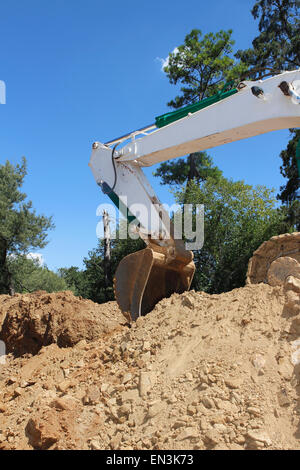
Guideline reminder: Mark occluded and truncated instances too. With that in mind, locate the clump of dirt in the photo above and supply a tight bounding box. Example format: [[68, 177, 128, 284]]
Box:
[[0, 284, 299, 450], [0, 290, 125, 356]]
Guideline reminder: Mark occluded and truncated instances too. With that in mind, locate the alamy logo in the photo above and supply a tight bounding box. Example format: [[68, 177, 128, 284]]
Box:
[[0, 80, 6, 104], [96, 202, 204, 250]]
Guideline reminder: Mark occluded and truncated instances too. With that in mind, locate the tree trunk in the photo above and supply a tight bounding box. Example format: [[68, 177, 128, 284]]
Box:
[[0, 236, 15, 295], [7, 272, 15, 296], [102, 210, 111, 290], [187, 153, 200, 181]]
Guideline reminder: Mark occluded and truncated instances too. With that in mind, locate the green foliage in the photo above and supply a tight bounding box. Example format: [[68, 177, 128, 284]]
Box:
[[236, 0, 300, 78], [277, 129, 300, 204], [58, 266, 88, 297], [236, 1, 300, 231], [153, 151, 222, 185], [164, 29, 247, 108], [176, 177, 289, 293], [60, 228, 145, 304], [276, 201, 300, 232], [0, 158, 54, 294], [6, 255, 67, 293], [81, 241, 111, 304], [156, 29, 246, 187], [85, 233, 145, 303]]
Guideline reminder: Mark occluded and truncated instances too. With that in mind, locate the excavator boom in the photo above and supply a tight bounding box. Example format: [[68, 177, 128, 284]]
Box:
[[89, 69, 300, 321]]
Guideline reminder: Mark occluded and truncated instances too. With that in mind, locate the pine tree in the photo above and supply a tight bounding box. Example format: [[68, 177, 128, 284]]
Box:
[[236, 0, 300, 223], [236, 0, 300, 79], [0, 158, 54, 294], [155, 29, 247, 186]]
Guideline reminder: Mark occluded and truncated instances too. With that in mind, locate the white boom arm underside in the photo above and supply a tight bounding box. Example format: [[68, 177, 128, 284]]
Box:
[[89, 70, 300, 244]]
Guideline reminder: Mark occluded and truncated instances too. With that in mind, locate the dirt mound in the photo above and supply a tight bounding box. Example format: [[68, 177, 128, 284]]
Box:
[[0, 290, 125, 356], [0, 284, 299, 450]]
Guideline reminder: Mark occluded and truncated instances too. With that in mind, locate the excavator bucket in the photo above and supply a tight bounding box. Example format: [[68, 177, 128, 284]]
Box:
[[114, 244, 195, 322]]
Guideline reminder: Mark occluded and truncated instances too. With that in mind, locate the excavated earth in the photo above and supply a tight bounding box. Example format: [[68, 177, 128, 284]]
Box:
[[0, 285, 300, 450]]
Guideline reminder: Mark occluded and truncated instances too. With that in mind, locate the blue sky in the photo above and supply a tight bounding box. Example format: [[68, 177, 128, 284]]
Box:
[[0, 0, 292, 271]]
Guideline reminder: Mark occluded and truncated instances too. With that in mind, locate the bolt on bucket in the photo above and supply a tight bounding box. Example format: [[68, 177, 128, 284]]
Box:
[[114, 242, 195, 322]]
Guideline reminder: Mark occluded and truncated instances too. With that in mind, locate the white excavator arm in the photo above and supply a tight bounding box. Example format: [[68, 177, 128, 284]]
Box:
[[89, 69, 300, 320]]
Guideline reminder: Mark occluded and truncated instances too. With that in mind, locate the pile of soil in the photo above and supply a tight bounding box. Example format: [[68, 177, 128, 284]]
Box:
[[0, 284, 299, 450], [0, 290, 125, 355]]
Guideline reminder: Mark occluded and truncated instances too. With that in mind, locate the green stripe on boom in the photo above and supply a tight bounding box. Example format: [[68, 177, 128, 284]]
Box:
[[155, 87, 238, 129], [100, 181, 138, 224]]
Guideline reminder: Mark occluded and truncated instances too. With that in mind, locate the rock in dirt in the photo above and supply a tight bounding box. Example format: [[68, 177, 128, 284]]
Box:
[[25, 410, 61, 449]]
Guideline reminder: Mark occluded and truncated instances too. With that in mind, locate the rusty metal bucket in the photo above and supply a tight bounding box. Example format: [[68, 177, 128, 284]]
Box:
[[114, 242, 195, 321]]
